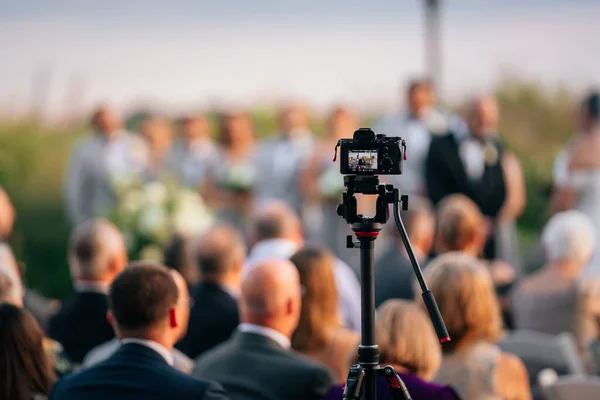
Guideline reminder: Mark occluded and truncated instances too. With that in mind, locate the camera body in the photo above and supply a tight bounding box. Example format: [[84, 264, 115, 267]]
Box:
[[338, 128, 404, 175]]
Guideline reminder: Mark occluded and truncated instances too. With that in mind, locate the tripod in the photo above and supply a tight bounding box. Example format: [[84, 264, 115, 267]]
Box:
[[337, 175, 450, 400]]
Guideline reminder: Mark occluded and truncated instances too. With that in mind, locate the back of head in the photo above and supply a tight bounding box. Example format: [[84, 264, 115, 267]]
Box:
[[0, 304, 55, 400], [108, 261, 179, 335], [389, 197, 435, 255], [0, 264, 23, 306], [194, 224, 246, 282], [582, 91, 600, 126], [423, 252, 502, 350], [376, 299, 442, 381], [69, 219, 126, 282], [436, 194, 485, 255], [541, 210, 596, 266], [250, 200, 303, 245], [240, 259, 302, 337], [290, 247, 340, 351]]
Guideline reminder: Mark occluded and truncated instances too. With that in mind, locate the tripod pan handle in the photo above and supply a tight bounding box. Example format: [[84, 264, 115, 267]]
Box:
[[422, 290, 451, 343]]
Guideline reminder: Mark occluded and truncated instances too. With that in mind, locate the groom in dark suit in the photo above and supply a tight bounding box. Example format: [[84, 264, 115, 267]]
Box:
[[50, 262, 228, 400], [425, 96, 507, 259]]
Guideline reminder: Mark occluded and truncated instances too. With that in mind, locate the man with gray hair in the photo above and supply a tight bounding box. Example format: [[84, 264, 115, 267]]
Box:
[[49, 219, 128, 364], [512, 210, 600, 368]]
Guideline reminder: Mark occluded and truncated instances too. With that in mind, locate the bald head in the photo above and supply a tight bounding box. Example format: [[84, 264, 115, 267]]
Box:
[[251, 201, 303, 245], [436, 194, 486, 256], [195, 224, 246, 280], [241, 259, 302, 337], [69, 219, 127, 282], [466, 96, 500, 139]]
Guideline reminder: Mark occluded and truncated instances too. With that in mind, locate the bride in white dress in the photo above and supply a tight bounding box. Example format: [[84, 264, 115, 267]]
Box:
[[550, 93, 600, 274]]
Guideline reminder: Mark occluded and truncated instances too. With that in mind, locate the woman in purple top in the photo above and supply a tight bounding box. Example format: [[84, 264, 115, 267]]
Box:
[[325, 300, 460, 400]]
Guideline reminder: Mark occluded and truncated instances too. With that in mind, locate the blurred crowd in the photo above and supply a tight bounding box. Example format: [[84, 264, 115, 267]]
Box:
[[1, 79, 600, 400]]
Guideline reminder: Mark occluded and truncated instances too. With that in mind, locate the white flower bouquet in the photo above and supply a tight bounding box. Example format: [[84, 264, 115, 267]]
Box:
[[109, 178, 215, 262]]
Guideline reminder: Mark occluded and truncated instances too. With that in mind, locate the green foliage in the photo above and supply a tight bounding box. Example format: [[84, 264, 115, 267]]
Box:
[[0, 77, 580, 299]]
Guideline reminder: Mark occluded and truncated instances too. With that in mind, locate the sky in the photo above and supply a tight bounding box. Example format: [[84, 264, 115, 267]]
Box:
[[1, 0, 599, 117]]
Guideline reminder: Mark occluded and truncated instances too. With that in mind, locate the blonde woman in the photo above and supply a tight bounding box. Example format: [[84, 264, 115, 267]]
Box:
[[324, 300, 459, 400], [290, 247, 359, 383], [424, 252, 531, 400]]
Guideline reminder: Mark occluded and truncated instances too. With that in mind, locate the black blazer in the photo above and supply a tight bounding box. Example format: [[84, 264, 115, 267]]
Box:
[[425, 133, 506, 258], [176, 283, 240, 359], [49, 342, 229, 400], [375, 247, 416, 308], [48, 291, 115, 363], [192, 331, 333, 400]]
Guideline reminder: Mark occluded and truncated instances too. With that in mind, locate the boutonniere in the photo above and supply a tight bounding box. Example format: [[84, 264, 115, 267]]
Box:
[[483, 142, 499, 166], [424, 110, 448, 136]]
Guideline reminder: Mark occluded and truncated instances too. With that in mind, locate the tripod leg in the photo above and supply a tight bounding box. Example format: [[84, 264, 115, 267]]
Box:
[[343, 365, 365, 400], [378, 366, 412, 400]]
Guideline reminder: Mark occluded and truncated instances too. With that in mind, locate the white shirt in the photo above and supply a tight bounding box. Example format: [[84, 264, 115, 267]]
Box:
[[245, 239, 300, 269], [238, 323, 291, 349], [459, 138, 486, 181], [121, 338, 174, 366], [74, 281, 110, 295]]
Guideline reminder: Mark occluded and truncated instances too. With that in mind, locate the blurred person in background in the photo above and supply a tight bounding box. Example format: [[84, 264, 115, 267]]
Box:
[[550, 91, 600, 275], [511, 210, 600, 371], [325, 299, 460, 400], [163, 233, 199, 288], [374, 197, 435, 307], [424, 252, 531, 400], [65, 105, 144, 226], [170, 114, 216, 189], [50, 263, 227, 400], [0, 187, 60, 329], [136, 115, 176, 182], [0, 304, 56, 400], [176, 224, 243, 359], [82, 265, 194, 373], [435, 194, 517, 325], [246, 200, 361, 331], [374, 79, 466, 197], [202, 111, 256, 235], [0, 265, 72, 377], [253, 105, 315, 213], [290, 247, 359, 383], [301, 107, 368, 268], [48, 219, 127, 364], [426, 96, 526, 265], [193, 259, 333, 400]]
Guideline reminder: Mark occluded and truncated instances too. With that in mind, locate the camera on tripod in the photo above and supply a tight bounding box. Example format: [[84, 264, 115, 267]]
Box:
[[334, 127, 449, 400], [336, 128, 406, 176]]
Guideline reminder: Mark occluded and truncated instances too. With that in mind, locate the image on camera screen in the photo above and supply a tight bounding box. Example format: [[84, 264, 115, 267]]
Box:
[[348, 150, 378, 172]]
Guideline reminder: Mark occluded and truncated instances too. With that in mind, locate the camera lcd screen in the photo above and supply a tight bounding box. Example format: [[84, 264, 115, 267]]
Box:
[[348, 150, 378, 172]]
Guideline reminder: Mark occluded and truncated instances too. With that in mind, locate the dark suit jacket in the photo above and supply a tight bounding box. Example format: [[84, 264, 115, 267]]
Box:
[[375, 247, 416, 308], [49, 342, 229, 400], [176, 283, 239, 359], [48, 291, 115, 363], [425, 133, 506, 259], [192, 331, 333, 400]]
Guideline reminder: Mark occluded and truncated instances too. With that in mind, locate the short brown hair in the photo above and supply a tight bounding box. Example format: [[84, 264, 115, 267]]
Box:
[[422, 252, 502, 351], [376, 300, 442, 381], [108, 262, 178, 331], [290, 247, 341, 351], [436, 194, 483, 252]]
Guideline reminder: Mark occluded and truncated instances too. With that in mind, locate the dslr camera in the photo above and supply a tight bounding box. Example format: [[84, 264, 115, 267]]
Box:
[[336, 128, 405, 175]]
